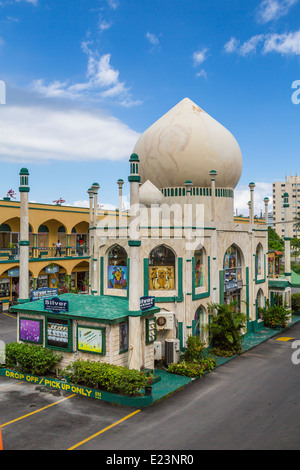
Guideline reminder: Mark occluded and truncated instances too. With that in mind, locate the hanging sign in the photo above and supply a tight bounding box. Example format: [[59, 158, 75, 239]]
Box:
[[44, 297, 69, 313], [140, 296, 155, 311], [225, 281, 239, 292]]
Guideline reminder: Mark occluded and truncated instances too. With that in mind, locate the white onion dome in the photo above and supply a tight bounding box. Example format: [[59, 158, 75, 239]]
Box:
[[132, 98, 243, 189]]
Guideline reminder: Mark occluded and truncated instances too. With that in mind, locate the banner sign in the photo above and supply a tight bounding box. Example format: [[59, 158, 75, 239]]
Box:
[[44, 297, 69, 313], [31, 287, 58, 301], [140, 296, 155, 311], [225, 281, 239, 292]]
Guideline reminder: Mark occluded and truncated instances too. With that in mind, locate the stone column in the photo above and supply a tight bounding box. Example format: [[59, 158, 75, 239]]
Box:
[[249, 182, 256, 225], [18, 168, 30, 302], [128, 154, 142, 370], [264, 197, 270, 226]]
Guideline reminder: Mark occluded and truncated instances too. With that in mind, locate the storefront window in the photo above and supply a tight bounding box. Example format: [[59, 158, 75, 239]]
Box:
[[107, 245, 128, 290], [223, 245, 243, 309], [149, 245, 176, 291]]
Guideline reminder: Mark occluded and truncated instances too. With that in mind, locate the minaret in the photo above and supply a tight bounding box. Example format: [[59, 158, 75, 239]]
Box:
[[87, 187, 94, 294], [128, 154, 142, 370], [18, 168, 30, 302], [117, 179, 125, 238], [264, 197, 270, 226], [249, 182, 256, 224], [283, 192, 291, 281]]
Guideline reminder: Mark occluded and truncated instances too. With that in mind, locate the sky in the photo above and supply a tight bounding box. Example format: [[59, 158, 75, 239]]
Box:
[[0, 0, 300, 215]]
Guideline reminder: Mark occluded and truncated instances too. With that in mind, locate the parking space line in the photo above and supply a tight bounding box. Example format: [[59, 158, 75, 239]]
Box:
[[1, 393, 76, 428], [0, 311, 16, 320], [68, 409, 141, 450], [275, 337, 295, 342]]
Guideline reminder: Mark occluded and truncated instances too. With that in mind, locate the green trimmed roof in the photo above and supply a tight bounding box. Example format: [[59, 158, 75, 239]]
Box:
[[11, 293, 160, 324], [268, 279, 290, 289]]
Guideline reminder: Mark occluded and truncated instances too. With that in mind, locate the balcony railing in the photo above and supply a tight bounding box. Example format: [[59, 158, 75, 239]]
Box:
[[0, 245, 89, 261]]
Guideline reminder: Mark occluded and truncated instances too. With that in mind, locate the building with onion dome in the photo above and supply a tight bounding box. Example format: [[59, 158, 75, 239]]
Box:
[[87, 97, 278, 371]]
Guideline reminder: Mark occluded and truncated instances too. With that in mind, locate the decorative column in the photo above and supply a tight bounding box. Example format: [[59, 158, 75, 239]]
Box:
[[209, 170, 217, 222], [128, 154, 142, 370], [264, 197, 270, 226], [249, 182, 256, 225], [18, 168, 30, 302], [117, 179, 124, 238], [283, 192, 291, 281], [87, 187, 94, 295]]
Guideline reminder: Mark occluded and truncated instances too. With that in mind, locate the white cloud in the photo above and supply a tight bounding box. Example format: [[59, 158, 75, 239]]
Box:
[[106, 0, 118, 9], [193, 48, 208, 66], [30, 42, 141, 107], [146, 32, 159, 46], [0, 104, 140, 163], [99, 20, 112, 33], [195, 69, 207, 79], [225, 29, 300, 57], [234, 182, 273, 216], [224, 37, 240, 54], [257, 0, 298, 23]]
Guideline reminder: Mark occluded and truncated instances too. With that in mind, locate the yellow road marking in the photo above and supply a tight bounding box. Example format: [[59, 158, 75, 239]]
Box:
[[68, 409, 141, 450], [0, 311, 16, 320], [276, 337, 295, 342], [1, 394, 76, 427]]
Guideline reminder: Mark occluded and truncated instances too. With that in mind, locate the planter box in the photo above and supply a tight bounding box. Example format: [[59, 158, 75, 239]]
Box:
[[0, 368, 153, 407]]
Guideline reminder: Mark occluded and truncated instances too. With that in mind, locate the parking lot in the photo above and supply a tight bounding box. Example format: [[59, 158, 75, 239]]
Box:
[[1, 309, 300, 451]]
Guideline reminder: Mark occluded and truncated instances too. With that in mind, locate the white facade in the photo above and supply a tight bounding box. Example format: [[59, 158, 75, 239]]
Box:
[[273, 174, 300, 237]]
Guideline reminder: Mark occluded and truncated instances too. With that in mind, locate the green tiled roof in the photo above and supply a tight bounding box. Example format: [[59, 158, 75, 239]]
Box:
[[11, 293, 160, 324]]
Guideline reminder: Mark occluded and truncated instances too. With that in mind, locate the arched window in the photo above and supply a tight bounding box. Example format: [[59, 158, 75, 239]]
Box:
[[256, 243, 263, 278], [256, 289, 264, 320], [194, 306, 206, 341], [194, 247, 205, 288], [223, 245, 243, 308], [149, 245, 175, 291], [107, 245, 127, 290]]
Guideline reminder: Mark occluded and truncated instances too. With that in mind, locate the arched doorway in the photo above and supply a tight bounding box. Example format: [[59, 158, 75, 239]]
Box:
[[194, 305, 206, 342]]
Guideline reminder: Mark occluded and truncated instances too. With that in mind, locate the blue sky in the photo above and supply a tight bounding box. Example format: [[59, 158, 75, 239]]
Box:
[[0, 0, 300, 215]]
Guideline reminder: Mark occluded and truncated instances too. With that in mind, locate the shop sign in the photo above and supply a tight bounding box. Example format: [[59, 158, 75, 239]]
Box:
[[140, 296, 155, 311], [225, 281, 239, 292], [45, 266, 59, 273], [44, 297, 69, 313], [47, 317, 69, 349], [7, 268, 19, 277], [31, 287, 58, 301]]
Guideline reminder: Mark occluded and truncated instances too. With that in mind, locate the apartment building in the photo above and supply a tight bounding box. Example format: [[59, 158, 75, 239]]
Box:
[[273, 174, 300, 237]]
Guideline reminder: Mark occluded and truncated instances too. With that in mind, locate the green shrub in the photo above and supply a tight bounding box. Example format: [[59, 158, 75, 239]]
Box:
[[168, 357, 216, 378], [262, 304, 290, 329], [63, 360, 150, 396], [292, 293, 300, 313], [183, 335, 206, 362], [208, 302, 247, 355], [5, 342, 62, 376]]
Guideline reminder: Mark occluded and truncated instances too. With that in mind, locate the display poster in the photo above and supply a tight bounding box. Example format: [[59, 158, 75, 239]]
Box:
[[20, 319, 41, 343], [107, 265, 127, 290], [149, 266, 175, 290], [195, 262, 204, 288], [47, 318, 69, 349], [77, 327, 103, 354], [119, 322, 128, 352]]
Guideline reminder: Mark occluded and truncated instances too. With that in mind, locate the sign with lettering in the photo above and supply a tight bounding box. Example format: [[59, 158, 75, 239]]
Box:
[[31, 287, 58, 301], [140, 296, 155, 311], [44, 297, 69, 313], [225, 281, 239, 292]]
